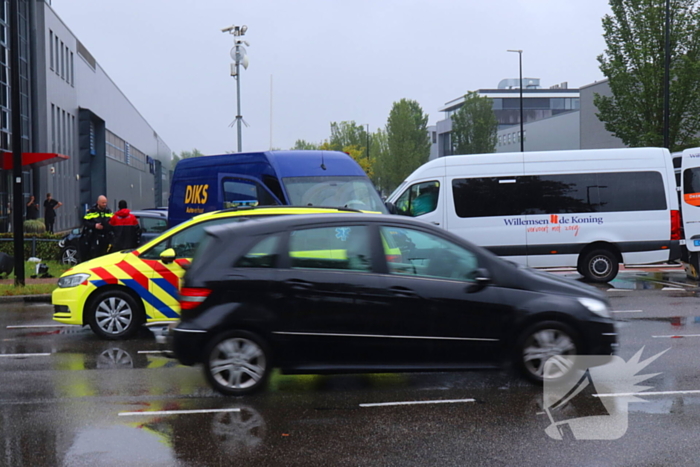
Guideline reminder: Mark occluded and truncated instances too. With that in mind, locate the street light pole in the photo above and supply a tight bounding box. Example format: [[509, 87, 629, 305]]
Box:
[[223, 24, 249, 153], [507, 49, 524, 152]]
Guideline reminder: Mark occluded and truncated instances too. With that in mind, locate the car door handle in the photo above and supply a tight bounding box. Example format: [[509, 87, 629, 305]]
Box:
[[285, 279, 314, 291], [431, 221, 440, 226], [388, 286, 419, 298]]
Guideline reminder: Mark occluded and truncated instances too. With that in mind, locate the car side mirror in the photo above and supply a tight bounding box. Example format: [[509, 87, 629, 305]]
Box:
[[385, 201, 397, 214], [466, 268, 491, 292], [160, 248, 177, 264]]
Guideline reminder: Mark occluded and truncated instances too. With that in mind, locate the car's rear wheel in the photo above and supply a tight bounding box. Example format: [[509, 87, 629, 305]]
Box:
[[580, 248, 618, 283], [61, 247, 79, 266], [515, 321, 579, 384], [88, 290, 144, 340], [203, 331, 270, 396]]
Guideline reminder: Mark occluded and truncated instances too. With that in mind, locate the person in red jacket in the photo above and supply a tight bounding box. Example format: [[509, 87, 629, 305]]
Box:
[[109, 200, 141, 251]]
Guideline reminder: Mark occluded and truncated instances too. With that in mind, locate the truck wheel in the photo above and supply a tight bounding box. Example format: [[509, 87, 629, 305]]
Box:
[[580, 249, 618, 283]]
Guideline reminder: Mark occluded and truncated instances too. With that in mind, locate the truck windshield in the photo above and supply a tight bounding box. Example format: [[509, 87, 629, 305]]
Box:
[[283, 176, 387, 213]]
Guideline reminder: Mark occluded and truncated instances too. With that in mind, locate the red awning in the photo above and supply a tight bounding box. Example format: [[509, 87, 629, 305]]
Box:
[[0, 152, 69, 170]]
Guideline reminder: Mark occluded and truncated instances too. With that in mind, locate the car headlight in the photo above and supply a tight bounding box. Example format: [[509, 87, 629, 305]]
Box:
[[57, 273, 90, 288], [58, 239, 65, 248], [578, 297, 611, 318]]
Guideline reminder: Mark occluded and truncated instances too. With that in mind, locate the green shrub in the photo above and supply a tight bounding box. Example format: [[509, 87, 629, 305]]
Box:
[[0, 232, 63, 261], [23, 219, 46, 234]]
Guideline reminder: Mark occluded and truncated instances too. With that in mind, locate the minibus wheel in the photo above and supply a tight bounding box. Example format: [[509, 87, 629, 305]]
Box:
[[580, 249, 618, 283]]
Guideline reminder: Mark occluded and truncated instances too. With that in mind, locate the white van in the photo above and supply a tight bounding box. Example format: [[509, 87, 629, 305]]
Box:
[[679, 147, 700, 279], [386, 148, 682, 282]]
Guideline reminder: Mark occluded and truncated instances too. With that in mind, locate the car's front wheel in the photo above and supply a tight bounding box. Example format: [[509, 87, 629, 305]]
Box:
[[88, 290, 144, 340], [515, 321, 579, 384], [203, 331, 271, 396]]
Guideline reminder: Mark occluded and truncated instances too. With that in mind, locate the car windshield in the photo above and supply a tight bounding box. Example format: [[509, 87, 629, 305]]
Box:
[[283, 176, 387, 213]]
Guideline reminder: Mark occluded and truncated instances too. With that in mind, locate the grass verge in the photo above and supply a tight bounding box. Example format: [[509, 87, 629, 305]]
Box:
[[0, 260, 72, 296]]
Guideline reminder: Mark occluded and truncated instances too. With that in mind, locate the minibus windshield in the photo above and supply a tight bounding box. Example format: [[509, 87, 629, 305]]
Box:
[[283, 176, 387, 213]]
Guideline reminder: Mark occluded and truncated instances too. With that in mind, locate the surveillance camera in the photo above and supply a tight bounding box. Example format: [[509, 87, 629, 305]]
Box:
[[221, 25, 234, 33]]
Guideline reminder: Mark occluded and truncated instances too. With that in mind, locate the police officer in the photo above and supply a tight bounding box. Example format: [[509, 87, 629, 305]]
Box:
[[80, 195, 114, 261]]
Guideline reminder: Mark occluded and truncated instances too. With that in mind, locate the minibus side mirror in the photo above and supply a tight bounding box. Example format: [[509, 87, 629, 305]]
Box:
[[385, 201, 397, 214]]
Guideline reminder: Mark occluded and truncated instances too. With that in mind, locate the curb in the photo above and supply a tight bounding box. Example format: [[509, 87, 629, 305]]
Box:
[[0, 294, 51, 303]]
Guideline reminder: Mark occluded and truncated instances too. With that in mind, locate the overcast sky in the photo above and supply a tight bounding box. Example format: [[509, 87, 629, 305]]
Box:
[[51, 0, 613, 157]]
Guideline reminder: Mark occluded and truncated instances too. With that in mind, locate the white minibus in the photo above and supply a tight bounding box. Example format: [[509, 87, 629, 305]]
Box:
[[387, 148, 681, 282]]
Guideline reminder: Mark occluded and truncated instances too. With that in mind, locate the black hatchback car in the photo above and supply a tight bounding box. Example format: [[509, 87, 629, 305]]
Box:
[[171, 214, 617, 395]]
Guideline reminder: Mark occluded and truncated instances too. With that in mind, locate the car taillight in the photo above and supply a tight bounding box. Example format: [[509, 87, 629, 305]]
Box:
[[671, 210, 682, 240], [386, 254, 402, 263], [179, 287, 212, 310]]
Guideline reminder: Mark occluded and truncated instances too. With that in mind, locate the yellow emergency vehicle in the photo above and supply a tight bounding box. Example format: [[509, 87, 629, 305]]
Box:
[[52, 206, 369, 340]]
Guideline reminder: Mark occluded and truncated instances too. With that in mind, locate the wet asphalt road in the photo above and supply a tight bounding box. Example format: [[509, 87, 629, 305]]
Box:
[[2, 267, 700, 466]]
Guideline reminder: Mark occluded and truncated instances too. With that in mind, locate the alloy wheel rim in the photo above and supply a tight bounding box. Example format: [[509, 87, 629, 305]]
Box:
[[210, 338, 266, 390], [62, 248, 78, 265], [523, 329, 576, 379], [95, 297, 133, 335]]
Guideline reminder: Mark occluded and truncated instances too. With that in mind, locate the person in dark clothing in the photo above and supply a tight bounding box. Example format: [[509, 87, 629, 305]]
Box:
[[26, 195, 39, 220], [109, 200, 141, 251], [80, 195, 113, 261], [43, 193, 62, 233]]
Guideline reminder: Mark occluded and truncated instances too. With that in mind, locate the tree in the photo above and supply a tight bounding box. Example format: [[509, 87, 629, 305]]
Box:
[[292, 139, 319, 150], [171, 148, 204, 170], [595, 0, 700, 151], [452, 92, 498, 154], [451, 91, 498, 155], [379, 99, 430, 193], [329, 121, 368, 151]]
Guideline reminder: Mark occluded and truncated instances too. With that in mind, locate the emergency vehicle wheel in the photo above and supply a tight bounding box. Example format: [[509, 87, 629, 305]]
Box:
[[204, 331, 270, 396], [580, 249, 618, 283], [88, 290, 144, 340]]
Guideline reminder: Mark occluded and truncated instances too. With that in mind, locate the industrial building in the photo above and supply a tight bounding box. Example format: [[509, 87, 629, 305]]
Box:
[[0, 1, 172, 233]]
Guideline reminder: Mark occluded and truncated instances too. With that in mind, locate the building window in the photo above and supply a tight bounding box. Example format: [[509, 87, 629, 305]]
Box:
[[70, 52, 74, 85], [432, 131, 436, 144], [54, 36, 59, 76], [49, 30, 53, 70], [106, 129, 126, 163]]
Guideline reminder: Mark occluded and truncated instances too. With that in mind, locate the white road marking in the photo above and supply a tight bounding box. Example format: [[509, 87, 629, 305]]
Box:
[[612, 310, 643, 313], [662, 287, 685, 291], [360, 398, 475, 408], [595, 390, 700, 398], [118, 408, 241, 417], [137, 350, 169, 354], [0, 353, 51, 358], [607, 289, 634, 292], [6, 324, 76, 329], [652, 334, 700, 338]]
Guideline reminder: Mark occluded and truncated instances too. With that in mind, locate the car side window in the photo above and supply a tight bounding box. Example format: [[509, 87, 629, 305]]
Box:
[[139, 217, 244, 260], [222, 178, 279, 208], [395, 181, 440, 217], [235, 235, 281, 268], [380, 226, 478, 281], [289, 225, 372, 272], [139, 217, 168, 234]]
